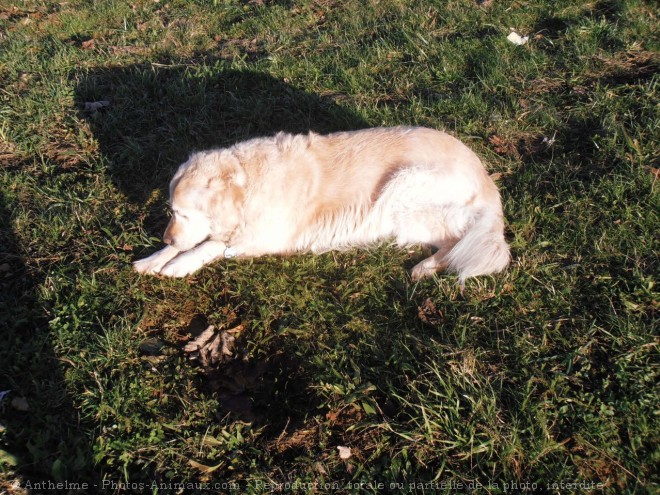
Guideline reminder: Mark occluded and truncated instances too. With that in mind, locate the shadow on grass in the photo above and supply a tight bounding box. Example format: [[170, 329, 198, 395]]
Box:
[[72, 61, 372, 475], [0, 161, 96, 486], [74, 63, 368, 203]]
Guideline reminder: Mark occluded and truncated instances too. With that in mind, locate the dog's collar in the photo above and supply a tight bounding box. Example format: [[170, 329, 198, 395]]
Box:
[[220, 224, 241, 258], [224, 246, 237, 258]]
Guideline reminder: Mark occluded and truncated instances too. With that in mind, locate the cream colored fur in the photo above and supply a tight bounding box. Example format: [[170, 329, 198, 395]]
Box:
[[133, 126, 510, 283]]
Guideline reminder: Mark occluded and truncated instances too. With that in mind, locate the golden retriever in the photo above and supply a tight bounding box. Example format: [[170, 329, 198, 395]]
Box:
[[133, 127, 510, 283]]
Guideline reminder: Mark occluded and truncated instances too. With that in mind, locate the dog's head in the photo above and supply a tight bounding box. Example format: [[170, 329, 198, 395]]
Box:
[[163, 150, 246, 251]]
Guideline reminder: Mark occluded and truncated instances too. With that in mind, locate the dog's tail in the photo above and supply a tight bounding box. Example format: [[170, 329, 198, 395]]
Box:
[[445, 208, 510, 286]]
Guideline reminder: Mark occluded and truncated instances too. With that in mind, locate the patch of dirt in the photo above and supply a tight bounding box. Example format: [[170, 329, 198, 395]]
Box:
[[215, 37, 266, 62], [325, 404, 365, 426], [591, 49, 659, 86], [269, 405, 367, 463], [0, 6, 45, 23], [139, 296, 239, 343], [521, 50, 658, 100], [203, 357, 279, 423], [272, 422, 320, 454], [42, 145, 88, 169], [488, 133, 554, 160], [570, 438, 629, 489], [0, 141, 21, 168], [0, 4, 65, 37]]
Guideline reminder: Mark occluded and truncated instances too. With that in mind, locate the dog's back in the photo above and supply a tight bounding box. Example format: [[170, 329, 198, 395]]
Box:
[[277, 127, 510, 283]]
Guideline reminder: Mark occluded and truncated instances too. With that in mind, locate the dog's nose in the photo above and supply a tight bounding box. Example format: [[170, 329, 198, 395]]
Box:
[[163, 234, 173, 245]]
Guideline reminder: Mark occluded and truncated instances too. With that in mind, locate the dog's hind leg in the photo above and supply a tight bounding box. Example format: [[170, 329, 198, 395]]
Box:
[[410, 241, 455, 281]]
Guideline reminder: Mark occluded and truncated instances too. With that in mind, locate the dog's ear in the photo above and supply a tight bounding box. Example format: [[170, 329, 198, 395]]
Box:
[[227, 152, 246, 187], [206, 153, 246, 191], [205, 154, 246, 219]]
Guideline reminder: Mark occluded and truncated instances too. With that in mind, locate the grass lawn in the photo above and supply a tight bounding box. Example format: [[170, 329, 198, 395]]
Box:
[[0, 0, 658, 493]]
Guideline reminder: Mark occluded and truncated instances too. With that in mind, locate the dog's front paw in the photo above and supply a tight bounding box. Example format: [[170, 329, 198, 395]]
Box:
[[158, 257, 200, 278], [133, 246, 180, 275], [133, 256, 163, 275]]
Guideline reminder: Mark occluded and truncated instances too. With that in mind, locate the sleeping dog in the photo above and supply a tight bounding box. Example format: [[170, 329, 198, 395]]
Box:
[[134, 126, 510, 284]]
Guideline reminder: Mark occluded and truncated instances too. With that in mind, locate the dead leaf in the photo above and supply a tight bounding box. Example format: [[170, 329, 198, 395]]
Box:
[[138, 337, 164, 356], [17, 73, 31, 92], [83, 100, 110, 113], [202, 435, 223, 447], [273, 425, 319, 453], [644, 165, 659, 181], [507, 31, 529, 45], [188, 459, 224, 474], [81, 38, 95, 50], [418, 298, 443, 326], [489, 134, 517, 156], [11, 397, 29, 411], [337, 446, 352, 460], [326, 410, 340, 422], [184, 324, 244, 369], [183, 325, 216, 352]]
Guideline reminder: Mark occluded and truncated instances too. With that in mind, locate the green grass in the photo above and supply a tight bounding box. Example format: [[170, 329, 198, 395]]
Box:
[[1, 0, 658, 493]]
